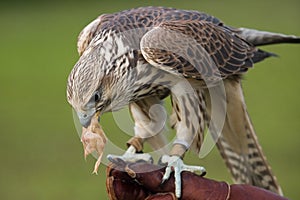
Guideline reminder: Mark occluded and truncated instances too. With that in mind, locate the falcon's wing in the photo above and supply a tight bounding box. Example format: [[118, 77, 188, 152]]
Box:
[[140, 20, 271, 81]]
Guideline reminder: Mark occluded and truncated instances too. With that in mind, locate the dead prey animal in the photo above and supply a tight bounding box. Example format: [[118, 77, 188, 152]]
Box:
[[81, 115, 106, 174]]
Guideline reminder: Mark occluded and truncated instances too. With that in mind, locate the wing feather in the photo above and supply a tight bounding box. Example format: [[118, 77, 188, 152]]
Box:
[[140, 20, 256, 81]]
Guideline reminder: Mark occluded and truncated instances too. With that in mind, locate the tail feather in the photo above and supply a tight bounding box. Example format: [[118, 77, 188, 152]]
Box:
[[204, 79, 282, 195], [237, 27, 300, 46]]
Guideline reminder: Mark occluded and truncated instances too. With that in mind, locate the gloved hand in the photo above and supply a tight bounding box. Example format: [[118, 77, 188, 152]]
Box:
[[106, 160, 287, 200]]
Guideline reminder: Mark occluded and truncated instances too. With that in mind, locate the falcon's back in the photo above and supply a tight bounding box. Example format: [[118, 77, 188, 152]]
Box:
[[77, 7, 225, 57], [85, 7, 222, 35]]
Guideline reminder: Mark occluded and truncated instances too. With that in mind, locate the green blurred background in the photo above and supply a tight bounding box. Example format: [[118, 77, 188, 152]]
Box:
[[0, 0, 299, 199]]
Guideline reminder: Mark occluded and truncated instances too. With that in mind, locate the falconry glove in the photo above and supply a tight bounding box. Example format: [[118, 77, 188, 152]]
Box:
[[106, 161, 287, 200]]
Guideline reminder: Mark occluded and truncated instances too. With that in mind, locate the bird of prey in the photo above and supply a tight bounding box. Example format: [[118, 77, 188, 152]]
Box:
[[67, 6, 300, 197]]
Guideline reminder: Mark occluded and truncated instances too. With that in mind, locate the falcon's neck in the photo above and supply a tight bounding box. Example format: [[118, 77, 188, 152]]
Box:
[[106, 52, 173, 111]]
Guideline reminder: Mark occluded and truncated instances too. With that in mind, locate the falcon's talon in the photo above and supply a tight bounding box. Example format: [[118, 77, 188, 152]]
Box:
[[160, 155, 206, 198], [107, 152, 153, 164], [161, 164, 172, 183]]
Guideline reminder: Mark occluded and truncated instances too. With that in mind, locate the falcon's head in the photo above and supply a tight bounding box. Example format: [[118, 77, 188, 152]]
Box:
[[66, 51, 110, 128], [67, 20, 138, 128]]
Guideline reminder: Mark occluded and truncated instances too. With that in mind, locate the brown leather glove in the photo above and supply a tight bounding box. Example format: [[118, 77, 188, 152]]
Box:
[[106, 160, 287, 200]]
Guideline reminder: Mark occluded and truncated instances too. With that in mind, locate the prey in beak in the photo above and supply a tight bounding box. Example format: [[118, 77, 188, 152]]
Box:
[[77, 108, 98, 128], [80, 112, 107, 174]]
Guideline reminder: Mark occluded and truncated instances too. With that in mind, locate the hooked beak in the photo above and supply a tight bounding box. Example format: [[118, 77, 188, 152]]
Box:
[[77, 110, 100, 128]]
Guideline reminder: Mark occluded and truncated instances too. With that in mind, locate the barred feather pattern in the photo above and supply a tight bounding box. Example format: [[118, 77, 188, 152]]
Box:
[[168, 80, 205, 152], [203, 79, 282, 195]]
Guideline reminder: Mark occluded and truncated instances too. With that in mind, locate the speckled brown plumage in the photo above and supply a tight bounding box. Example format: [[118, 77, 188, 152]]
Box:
[[77, 7, 274, 81], [68, 6, 300, 197]]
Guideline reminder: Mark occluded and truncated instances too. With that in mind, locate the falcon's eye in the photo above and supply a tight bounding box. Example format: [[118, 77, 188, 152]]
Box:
[[94, 91, 101, 102]]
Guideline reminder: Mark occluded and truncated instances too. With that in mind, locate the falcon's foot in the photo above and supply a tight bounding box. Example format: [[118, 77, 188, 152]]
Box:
[[107, 146, 153, 164], [159, 155, 206, 198]]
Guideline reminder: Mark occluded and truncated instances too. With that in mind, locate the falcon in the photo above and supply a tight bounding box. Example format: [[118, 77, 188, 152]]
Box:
[[67, 7, 299, 197]]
